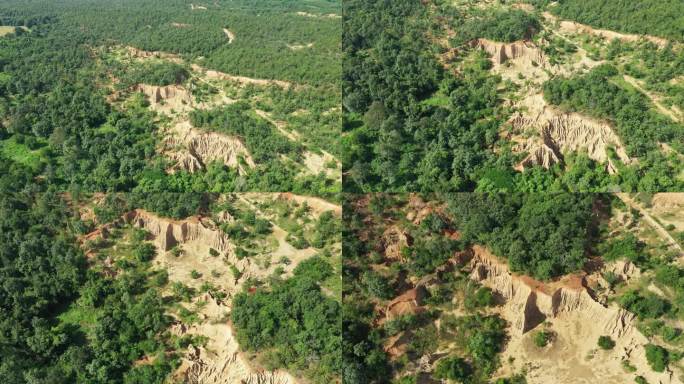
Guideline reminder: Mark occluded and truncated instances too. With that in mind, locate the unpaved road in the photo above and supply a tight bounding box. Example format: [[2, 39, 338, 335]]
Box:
[[624, 75, 682, 123], [617, 193, 683, 254]]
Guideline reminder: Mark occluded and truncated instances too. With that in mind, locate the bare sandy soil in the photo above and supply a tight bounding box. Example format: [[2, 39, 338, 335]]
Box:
[[468, 245, 681, 384], [223, 28, 235, 44], [103, 194, 341, 384]]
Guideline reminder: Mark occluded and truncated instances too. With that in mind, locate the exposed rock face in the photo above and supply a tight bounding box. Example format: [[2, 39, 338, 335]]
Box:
[[471, 39, 547, 67], [134, 84, 193, 113], [385, 286, 427, 320], [516, 141, 561, 171], [382, 226, 412, 261], [468, 245, 680, 384], [512, 94, 631, 174], [469, 245, 633, 336], [166, 120, 255, 174], [223, 28, 235, 44], [124, 209, 233, 253]]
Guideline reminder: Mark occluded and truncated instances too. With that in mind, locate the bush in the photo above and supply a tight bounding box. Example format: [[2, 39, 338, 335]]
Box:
[[619, 291, 670, 320], [495, 375, 528, 384], [465, 287, 495, 309], [533, 330, 552, 348], [209, 248, 220, 257], [645, 344, 668, 372], [597, 336, 615, 350], [133, 243, 156, 262], [635, 376, 648, 384], [229, 264, 242, 281], [190, 270, 202, 279], [433, 356, 472, 382], [599, 233, 642, 263], [362, 270, 393, 300]]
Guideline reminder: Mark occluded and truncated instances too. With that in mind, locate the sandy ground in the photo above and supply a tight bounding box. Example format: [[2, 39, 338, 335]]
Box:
[[0, 26, 16, 36], [222, 28, 235, 44], [118, 194, 340, 383], [617, 193, 683, 254]]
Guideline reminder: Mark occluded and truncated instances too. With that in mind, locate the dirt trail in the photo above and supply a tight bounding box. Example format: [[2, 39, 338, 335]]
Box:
[[254, 109, 340, 178], [543, 12, 669, 48], [624, 75, 682, 123], [617, 193, 683, 254], [236, 195, 318, 263], [255, 109, 300, 141], [223, 28, 235, 44]]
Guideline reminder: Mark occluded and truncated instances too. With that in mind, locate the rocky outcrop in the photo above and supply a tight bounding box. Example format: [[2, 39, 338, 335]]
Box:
[[512, 94, 631, 174], [471, 39, 547, 67], [223, 28, 235, 44], [469, 244, 681, 384], [516, 141, 561, 171], [385, 286, 427, 320], [124, 210, 233, 253], [186, 359, 294, 384], [382, 226, 412, 261], [134, 84, 193, 112], [166, 120, 255, 174], [469, 245, 634, 336]]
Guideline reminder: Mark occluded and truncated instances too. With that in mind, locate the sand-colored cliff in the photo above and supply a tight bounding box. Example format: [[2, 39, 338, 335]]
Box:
[[165, 120, 255, 174], [468, 245, 680, 384], [511, 94, 631, 173]]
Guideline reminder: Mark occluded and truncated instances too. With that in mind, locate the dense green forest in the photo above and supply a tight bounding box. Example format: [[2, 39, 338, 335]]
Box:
[[0, 0, 340, 85], [450, 8, 540, 45], [552, 0, 684, 42], [447, 193, 599, 280], [343, 0, 515, 192], [0, 0, 341, 197], [0, 175, 177, 383], [232, 256, 341, 383]]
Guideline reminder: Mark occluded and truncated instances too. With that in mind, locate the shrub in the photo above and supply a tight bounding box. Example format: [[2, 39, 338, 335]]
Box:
[[209, 248, 220, 257], [645, 344, 668, 372], [465, 287, 495, 309], [133, 243, 156, 262], [170, 246, 184, 257], [190, 270, 202, 279], [229, 264, 242, 281], [619, 291, 670, 319], [533, 330, 552, 348], [598, 336, 615, 350], [433, 356, 472, 382]]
